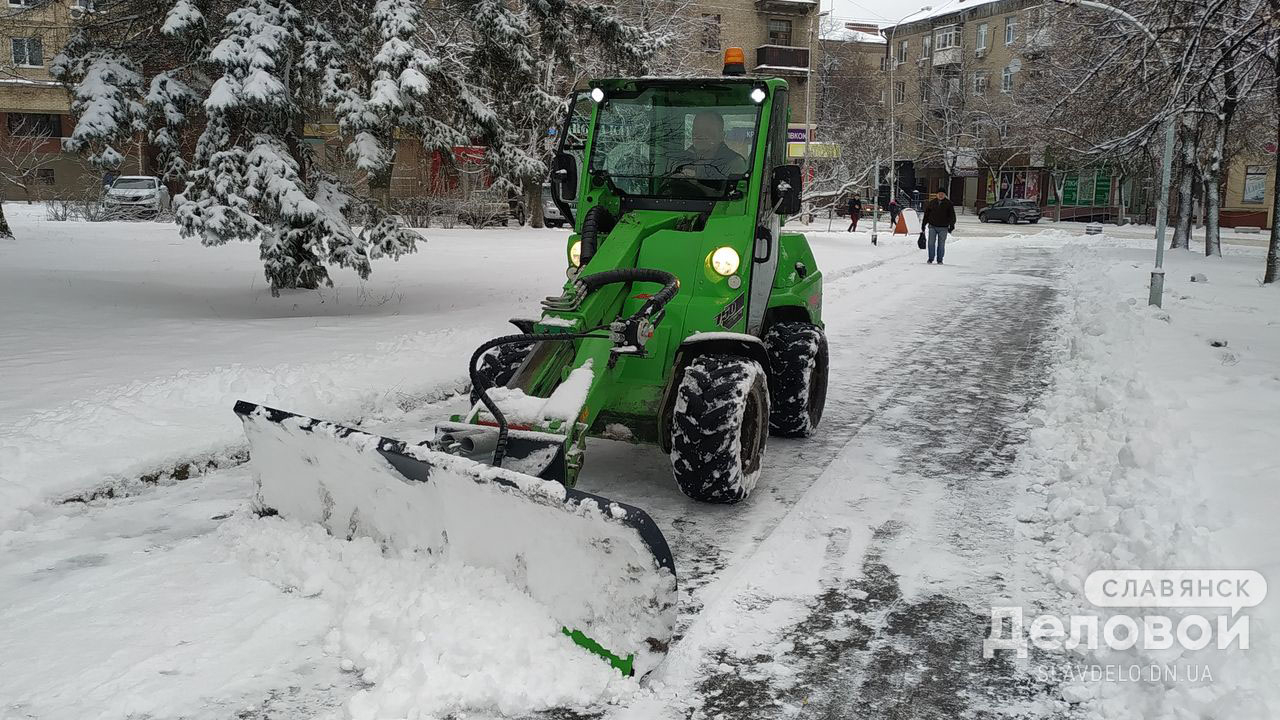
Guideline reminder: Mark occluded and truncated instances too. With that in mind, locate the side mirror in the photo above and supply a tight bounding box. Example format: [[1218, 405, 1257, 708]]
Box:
[[771, 164, 802, 216], [551, 152, 578, 202]]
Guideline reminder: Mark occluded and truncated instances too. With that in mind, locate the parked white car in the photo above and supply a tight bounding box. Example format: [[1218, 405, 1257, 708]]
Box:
[[542, 182, 573, 228], [104, 176, 166, 218]]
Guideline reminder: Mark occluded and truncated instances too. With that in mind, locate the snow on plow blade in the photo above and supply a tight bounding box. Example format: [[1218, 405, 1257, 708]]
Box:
[[233, 401, 677, 676]]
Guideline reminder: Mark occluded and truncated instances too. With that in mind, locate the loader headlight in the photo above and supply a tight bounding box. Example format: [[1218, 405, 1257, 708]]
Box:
[[709, 246, 740, 277], [569, 240, 582, 267], [750, 87, 767, 104], [590, 87, 605, 103]]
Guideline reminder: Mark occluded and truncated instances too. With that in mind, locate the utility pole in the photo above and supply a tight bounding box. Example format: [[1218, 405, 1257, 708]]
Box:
[[872, 159, 880, 244]]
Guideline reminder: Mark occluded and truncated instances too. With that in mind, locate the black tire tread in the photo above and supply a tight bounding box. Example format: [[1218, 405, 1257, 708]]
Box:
[[763, 322, 829, 438], [670, 355, 768, 503]]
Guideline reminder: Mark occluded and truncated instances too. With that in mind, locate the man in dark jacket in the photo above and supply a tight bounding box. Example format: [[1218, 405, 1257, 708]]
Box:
[[846, 194, 862, 232], [888, 197, 900, 226], [922, 189, 957, 264]]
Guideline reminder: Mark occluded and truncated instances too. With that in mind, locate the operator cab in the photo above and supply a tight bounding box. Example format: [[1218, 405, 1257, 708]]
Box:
[[549, 49, 801, 221]]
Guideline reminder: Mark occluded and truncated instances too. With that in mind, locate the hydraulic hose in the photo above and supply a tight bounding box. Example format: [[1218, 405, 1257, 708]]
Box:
[[578, 206, 616, 267], [580, 268, 680, 319]]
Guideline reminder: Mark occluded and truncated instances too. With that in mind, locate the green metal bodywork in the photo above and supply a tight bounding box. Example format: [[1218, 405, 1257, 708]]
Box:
[[459, 76, 823, 489]]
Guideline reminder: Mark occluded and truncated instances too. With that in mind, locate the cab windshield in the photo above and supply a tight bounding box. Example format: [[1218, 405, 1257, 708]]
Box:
[[587, 84, 760, 200]]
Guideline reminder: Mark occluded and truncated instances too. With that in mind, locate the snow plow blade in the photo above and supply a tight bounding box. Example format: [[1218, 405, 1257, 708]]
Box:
[[233, 401, 677, 676]]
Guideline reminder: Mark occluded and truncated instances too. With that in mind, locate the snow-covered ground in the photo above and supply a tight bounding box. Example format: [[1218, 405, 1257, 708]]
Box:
[[0, 205, 1275, 719]]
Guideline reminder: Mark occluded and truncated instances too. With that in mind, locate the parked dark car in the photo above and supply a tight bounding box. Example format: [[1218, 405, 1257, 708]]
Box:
[[980, 199, 1042, 224]]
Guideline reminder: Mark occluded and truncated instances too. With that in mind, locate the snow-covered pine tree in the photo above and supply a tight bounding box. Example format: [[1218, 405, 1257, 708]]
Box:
[[459, 0, 659, 226], [56, 0, 655, 292], [177, 0, 426, 292]]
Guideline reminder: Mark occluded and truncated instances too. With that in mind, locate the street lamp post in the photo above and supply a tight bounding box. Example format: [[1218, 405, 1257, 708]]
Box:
[[1052, 0, 1175, 307], [886, 6, 932, 215]]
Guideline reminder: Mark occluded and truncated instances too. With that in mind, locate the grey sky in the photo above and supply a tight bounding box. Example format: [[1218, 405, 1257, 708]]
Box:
[[828, 0, 935, 26]]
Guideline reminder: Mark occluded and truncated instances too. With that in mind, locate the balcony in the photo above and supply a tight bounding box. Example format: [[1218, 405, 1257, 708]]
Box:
[[754, 0, 817, 15], [932, 46, 963, 66], [925, 80, 963, 112], [755, 45, 811, 75]]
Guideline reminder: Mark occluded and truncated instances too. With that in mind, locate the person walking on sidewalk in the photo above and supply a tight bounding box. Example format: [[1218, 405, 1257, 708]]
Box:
[[888, 197, 900, 226], [846, 194, 862, 232], [922, 189, 956, 265]]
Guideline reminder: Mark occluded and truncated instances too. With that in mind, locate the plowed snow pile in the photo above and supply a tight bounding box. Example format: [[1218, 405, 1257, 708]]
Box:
[[223, 516, 639, 719], [1008, 240, 1279, 719]]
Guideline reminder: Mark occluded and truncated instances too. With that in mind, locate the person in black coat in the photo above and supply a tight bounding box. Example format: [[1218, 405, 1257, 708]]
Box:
[[846, 194, 863, 232], [922, 190, 957, 264]]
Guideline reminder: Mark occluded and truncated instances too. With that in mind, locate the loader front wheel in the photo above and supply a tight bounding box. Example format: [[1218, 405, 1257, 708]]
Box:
[[670, 355, 769, 504], [763, 322, 828, 437], [469, 341, 533, 405]]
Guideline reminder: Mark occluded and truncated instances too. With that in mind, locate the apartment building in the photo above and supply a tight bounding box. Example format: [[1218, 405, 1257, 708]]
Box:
[[814, 21, 886, 122], [686, 0, 820, 136], [880, 0, 1054, 211], [0, 0, 139, 200], [1221, 153, 1274, 229]]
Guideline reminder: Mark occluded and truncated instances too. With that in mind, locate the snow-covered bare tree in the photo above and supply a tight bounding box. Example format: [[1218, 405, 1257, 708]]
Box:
[[1029, 0, 1276, 267], [53, 0, 655, 292], [0, 116, 60, 204], [1267, 0, 1280, 284], [807, 20, 891, 212]]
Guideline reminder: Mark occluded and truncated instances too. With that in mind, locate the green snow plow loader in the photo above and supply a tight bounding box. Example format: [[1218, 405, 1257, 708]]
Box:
[[233, 55, 827, 678]]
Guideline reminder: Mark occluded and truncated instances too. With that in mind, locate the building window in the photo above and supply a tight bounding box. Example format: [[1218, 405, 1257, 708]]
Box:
[[970, 119, 984, 142], [896, 39, 908, 64], [972, 71, 989, 95], [7, 112, 59, 137], [934, 25, 959, 50], [1243, 165, 1268, 204], [922, 34, 932, 57], [1002, 66, 1014, 92], [880, 55, 889, 71], [998, 120, 1009, 139], [879, 88, 886, 105], [700, 14, 720, 52], [894, 81, 905, 104], [11, 37, 43, 67], [6, 0, 38, 6], [35, 167, 54, 185], [977, 23, 989, 51], [768, 19, 793, 46], [1005, 16, 1017, 45], [915, 120, 926, 141], [73, 0, 96, 9]]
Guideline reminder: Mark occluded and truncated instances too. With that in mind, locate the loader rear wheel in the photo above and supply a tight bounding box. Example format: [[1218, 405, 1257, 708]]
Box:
[[763, 322, 828, 438], [669, 355, 769, 504], [469, 341, 532, 405]]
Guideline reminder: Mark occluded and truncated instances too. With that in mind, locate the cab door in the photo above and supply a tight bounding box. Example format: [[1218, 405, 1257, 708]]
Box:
[[550, 91, 593, 227], [746, 88, 788, 336]]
